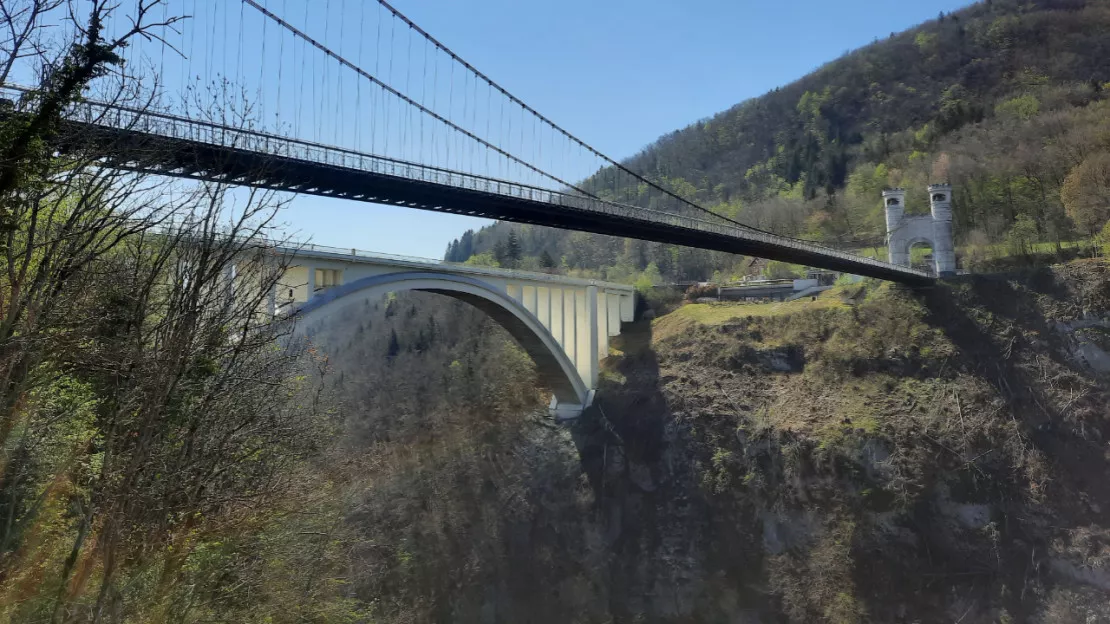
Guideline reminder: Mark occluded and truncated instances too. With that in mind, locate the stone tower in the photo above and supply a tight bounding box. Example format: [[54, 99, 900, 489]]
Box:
[[928, 184, 957, 276], [883, 185, 957, 276], [882, 188, 908, 266]]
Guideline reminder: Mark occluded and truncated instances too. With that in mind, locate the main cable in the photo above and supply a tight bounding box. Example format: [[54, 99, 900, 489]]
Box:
[[372, 0, 763, 233], [240, 0, 600, 198]]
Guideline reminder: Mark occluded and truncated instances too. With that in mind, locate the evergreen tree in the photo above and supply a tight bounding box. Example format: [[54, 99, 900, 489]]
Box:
[[386, 329, 400, 358], [493, 239, 508, 266], [458, 230, 475, 261], [506, 231, 523, 268], [539, 249, 557, 270]]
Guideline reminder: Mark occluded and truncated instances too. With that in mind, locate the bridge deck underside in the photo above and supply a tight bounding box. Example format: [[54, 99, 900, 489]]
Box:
[[67, 124, 932, 285]]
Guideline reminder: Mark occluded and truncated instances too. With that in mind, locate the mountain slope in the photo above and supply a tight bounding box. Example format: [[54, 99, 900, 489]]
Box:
[[446, 0, 1110, 283]]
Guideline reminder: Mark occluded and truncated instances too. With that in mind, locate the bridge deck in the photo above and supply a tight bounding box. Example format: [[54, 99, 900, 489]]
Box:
[[45, 98, 932, 285], [283, 242, 635, 292]]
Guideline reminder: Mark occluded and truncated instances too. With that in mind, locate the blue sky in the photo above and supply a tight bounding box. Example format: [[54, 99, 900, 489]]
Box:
[[124, 0, 976, 258]]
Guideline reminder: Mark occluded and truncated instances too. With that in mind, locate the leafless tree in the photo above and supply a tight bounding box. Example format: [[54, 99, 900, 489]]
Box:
[[0, 0, 65, 85], [0, 0, 183, 446], [0, 3, 337, 620]]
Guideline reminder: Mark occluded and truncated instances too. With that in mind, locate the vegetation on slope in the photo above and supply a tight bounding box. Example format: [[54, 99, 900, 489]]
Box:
[[594, 259, 1110, 621], [447, 0, 1110, 284]]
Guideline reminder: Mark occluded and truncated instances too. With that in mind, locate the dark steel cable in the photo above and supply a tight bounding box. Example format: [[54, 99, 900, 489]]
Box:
[[242, 0, 596, 197], [372, 0, 759, 232]]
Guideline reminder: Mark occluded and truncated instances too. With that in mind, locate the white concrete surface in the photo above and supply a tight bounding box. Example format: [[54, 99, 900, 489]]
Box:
[[270, 245, 635, 418]]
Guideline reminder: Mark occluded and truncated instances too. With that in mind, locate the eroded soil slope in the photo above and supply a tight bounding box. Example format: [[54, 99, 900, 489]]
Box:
[[591, 260, 1110, 622]]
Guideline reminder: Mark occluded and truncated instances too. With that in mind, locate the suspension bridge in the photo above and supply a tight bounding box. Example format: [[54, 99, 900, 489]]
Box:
[[6, 0, 933, 285]]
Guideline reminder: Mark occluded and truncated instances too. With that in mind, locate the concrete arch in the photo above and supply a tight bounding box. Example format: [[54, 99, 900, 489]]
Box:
[[294, 271, 589, 407]]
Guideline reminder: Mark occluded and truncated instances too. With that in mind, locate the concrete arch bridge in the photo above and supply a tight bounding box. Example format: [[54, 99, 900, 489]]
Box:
[[273, 246, 634, 419]]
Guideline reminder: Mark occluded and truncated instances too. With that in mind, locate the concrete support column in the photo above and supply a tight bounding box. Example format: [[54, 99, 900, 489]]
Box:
[[596, 287, 610, 361], [619, 292, 634, 323], [267, 280, 277, 318], [523, 285, 538, 316], [537, 287, 551, 328], [606, 292, 621, 336], [222, 262, 237, 308], [577, 287, 599, 388], [563, 289, 576, 365], [507, 283, 523, 304], [305, 264, 316, 301], [550, 288, 564, 347]]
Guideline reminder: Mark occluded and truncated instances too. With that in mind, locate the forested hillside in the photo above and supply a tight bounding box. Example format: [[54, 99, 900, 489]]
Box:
[[446, 0, 1110, 283]]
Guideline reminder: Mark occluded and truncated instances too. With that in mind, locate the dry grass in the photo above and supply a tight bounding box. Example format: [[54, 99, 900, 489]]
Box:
[[652, 288, 852, 342]]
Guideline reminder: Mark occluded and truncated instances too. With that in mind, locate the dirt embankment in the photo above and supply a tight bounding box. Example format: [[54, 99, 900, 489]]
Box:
[[585, 260, 1110, 623]]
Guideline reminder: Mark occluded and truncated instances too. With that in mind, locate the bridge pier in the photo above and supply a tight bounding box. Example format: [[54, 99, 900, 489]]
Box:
[[268, 280, 278, 317]]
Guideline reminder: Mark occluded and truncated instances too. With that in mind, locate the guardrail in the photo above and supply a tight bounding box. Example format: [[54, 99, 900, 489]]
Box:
[[2, 85, 931, 281]]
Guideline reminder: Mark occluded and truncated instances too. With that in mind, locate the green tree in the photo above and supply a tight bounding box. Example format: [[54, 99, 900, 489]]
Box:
[[505, 231, 523, 268], [539, 249, 557, 270], [1005, 214, 1039, 257], [464, 252, 500, 268], [387, 329, 401, 358], [763, 261, 805, 280], [1061, 153, 1110, 235]]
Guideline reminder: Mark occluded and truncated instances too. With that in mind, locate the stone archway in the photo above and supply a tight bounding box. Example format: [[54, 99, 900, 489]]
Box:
[[904, 237, 936, 274]]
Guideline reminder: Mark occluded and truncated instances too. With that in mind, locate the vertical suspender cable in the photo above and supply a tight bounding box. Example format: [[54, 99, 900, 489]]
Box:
[[321, 0, 330, 144], [430, 40, 438, 166], [446, 62, 453, 170], [159, 0, 167, 92], [356, 0, 364, 152], [385, 11, 394, 156], [372, 0, 381, 154], [278, 0, 287, 138], [242, 0, 601, 195], [338, 0, 347, 147], [462, 66, 470, 175], [485, 81, 491, 176], [302, 0, 310, 138], [420, 37, 428, 165], [402, 24, 412, 161]]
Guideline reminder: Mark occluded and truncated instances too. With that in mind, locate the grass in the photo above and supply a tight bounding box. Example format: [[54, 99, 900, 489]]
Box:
[[659, 288, 849, 326], [856, 239, 1092, 262], [650, 287, 857, 342]]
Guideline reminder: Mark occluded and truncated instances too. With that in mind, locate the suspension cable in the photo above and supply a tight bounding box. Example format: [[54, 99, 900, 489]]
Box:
[[371, 0, 762, 232], [241, 0, 600, 199]]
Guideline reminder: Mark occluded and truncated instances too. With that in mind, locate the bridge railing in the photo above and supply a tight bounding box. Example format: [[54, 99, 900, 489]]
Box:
[[283, 241, 635, 291], [9, 86, 930, 280]]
